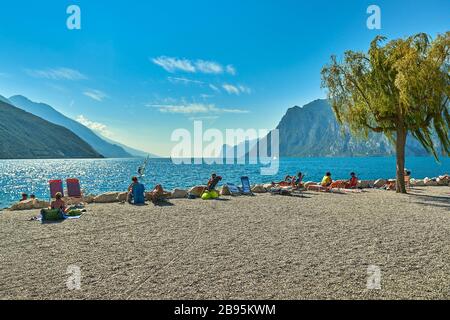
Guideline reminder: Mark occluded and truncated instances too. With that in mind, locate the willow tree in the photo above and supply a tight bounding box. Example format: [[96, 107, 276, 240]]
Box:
[[321, 32, 450, 193]]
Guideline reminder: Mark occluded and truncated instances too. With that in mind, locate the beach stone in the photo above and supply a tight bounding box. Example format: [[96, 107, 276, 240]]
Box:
[[412, 179, 425, 186], [251, 184, 266, 193], [357, 180, 374, 189], [304, 181, 317, 189], [117, 192, 128, 202], [94, 192, 120, 203], [83, 195, 95, 204], [263, 183, 273, 190], [188, 186, 207, 197], [436, 176, 450, 186], [9, 199, 50, 211], [374, 179, 387, 188], [424, 179, 438, 186], [220, 185, 231, 196], [171, 189, 188, 199]]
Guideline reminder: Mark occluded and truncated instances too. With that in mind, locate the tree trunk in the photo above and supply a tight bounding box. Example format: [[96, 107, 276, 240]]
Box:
[[395, 125, 407, 194]]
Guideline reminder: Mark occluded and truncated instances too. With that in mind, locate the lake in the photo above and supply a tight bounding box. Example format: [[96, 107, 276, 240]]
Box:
[[0, 157, 449, 208]]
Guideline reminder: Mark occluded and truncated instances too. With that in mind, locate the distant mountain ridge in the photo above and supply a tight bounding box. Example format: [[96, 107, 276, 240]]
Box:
[[0, 100, 103, 159], [245, 99, 433, 158], [8, 95, 139, 158]]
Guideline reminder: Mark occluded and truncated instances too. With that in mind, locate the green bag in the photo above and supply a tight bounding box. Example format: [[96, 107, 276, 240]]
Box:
[[40, 209, 64, 221], [66, 209, 82, 217]]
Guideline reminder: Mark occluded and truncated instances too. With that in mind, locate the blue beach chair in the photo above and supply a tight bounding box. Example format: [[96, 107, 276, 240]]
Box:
[[240, 176, 254, 195], [132, 183, 145, 204]]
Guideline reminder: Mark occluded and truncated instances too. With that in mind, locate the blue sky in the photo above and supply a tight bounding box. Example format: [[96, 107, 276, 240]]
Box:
[[0, 0, 448, 156]]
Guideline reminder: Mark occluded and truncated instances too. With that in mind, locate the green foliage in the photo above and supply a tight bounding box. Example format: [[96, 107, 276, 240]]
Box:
[[321, 32, 450, 159]]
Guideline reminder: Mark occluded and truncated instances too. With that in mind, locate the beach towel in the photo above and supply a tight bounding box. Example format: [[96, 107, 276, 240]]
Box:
[[49, 180, 64, 198], [132, 183, 145, 204], [240, 176, 253, 195], [38, 209, 83, 223], [66, 178, 82, 198]]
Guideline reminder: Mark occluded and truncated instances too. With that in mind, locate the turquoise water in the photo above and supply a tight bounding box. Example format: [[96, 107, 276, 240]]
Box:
[[0, 157, 449, 208]]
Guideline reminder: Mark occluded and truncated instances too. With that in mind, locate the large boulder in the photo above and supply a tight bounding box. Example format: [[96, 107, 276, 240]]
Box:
[[411, 179, 425, 187], [83, 195, 95, 204], [117, 192, 128, 202], [358, 180, 375, 189], [373, 179, 387, 188], [188, 186, 207, 197], [437, 176, 450, 186], [94, 192, 120, 203], [304, 181, 317, 189], [10, 199, 50, 211], [424, 178, 438, 186], [220, 185, 231, 196], [171, 189, 188, 199], [251, 184, 266, 193], [263, 183, 273, 190]]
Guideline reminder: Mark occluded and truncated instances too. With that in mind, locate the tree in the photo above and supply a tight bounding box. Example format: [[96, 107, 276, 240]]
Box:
[[321, 32, 450, 193]]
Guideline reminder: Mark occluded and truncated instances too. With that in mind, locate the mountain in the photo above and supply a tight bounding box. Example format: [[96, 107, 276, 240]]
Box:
[[249, 99, 431, 158], [0, 94, 10, 104], [8, 95, 133, 158], [101, 136, 159, 158], [0, 101, 103, 159]]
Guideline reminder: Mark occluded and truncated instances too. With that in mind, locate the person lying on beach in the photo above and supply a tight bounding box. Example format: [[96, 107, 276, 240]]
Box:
[[148, 184, 171, 204], [50, 192, 68, 213], [272, 174, 296, 187]]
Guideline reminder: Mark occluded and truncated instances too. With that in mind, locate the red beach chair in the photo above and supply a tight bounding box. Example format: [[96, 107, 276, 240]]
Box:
[[66, 178, 82, 198], [49, 180, 64, 198]]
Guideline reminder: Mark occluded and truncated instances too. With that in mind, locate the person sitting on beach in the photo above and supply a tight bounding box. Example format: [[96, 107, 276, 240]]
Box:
[[127, 176, 140, 204], [206, 173, 222, 191], [291, 172, 304, 189], [50, 192, 67, 213], [345, 172, 359, 189], [30, 194, 36, 200], [321, 172, 333, 187], [20, 193, 28, 202]]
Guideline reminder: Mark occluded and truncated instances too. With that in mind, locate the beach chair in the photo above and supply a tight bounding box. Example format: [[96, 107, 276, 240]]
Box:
[[49, 180, 64, 198], [131, 183, 145, 205], [226, 183, 241, 196], [66, 178, 82, 198], [240, 176, 254, 195]]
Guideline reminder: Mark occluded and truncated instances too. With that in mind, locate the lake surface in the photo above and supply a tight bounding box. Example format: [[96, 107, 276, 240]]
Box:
[[0, 157, 449, 208]]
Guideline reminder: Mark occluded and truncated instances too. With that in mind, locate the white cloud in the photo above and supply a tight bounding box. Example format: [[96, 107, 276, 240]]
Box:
[[152, 56, 236, 75], [222, 84, 252, 95], [25, 67, 87, 80], [195, 60, 223, 74], [83, 89, 108, 102], [151, 56, 196, 73], [209, 84, 220, 92], [167, 76, 205, 85], [76, 115, 113, 137], [226, 65, 236, 75], [147, 103, 249, 115]]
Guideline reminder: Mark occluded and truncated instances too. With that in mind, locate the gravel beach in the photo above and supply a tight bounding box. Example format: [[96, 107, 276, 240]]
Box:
[[0, 187, 449, 300]]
